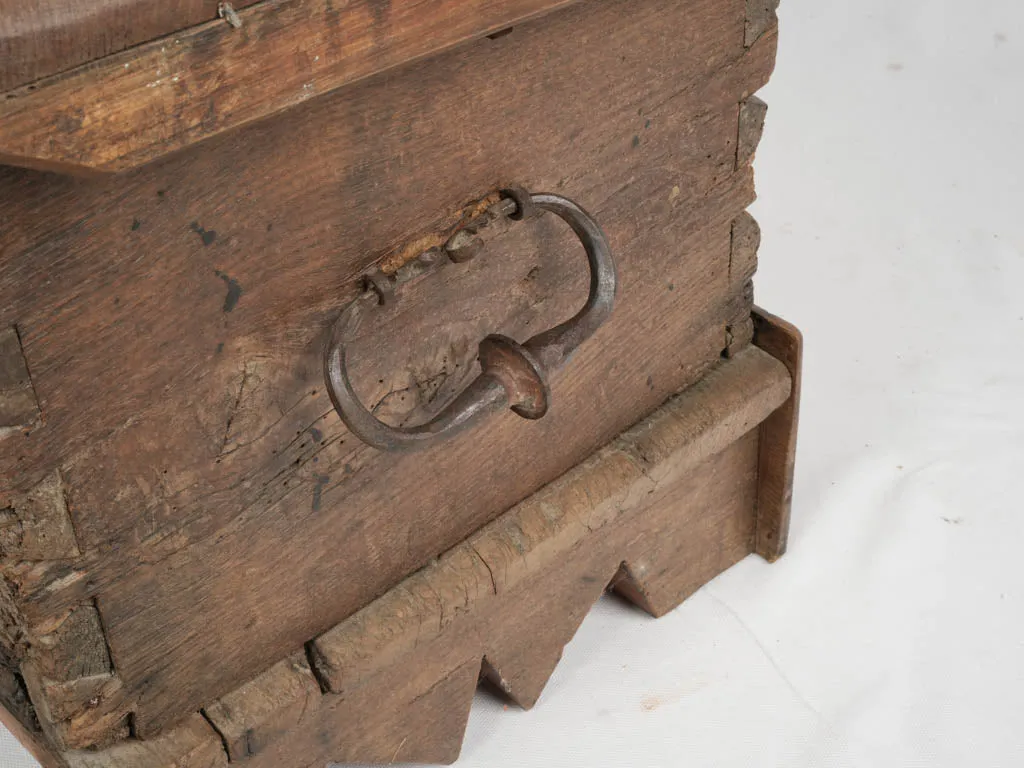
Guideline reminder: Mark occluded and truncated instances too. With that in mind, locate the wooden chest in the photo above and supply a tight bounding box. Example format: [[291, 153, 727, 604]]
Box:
[[0, 0, 798, 765]]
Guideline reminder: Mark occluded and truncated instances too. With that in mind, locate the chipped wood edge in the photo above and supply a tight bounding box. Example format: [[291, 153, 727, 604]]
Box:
[[0, 0, 582, 174], [0, 326, 41, 440], [745, 0, 781, 48], [736, 95, 768, 170], [752, 306, 803, 561], [0, 471, 135, 753]]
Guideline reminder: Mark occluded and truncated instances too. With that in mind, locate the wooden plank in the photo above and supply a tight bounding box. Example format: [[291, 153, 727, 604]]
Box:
[[63, 715, 227, 768], [724, 212, 758, 357], [0, 472, 79, 562], [0, 0, 263, 94], [0, 0, 778, 739], [0, 0, 583, 173], [752, 306, 803, 561], [201, 654, 320, 761], [730, 212, 761, 288], [21, 671, 130, 751]]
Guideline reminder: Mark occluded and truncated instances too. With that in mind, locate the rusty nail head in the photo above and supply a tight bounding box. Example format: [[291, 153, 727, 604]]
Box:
[[500, 186, 537, 221], [445, 230, 484, 263], [362, 269, 395, 306]]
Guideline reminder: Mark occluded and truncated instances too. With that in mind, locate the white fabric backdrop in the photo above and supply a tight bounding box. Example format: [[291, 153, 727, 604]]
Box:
[[4, 0, 1023, 765]]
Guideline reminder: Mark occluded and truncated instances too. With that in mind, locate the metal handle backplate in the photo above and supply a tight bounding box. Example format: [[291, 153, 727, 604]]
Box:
[[324, 188, 617, 452]]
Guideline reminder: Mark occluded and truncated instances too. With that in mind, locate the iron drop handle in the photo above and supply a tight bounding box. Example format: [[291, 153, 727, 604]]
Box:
[[324, 189, 617, 452]]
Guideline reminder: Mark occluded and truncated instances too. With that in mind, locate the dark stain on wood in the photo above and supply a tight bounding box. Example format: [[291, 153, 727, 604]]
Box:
[[191, 222, 217, 247], [213, 271, 242, 312], [311, 475, 330, 512]]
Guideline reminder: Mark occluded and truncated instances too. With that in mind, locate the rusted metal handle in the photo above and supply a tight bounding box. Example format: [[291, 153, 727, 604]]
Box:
[[324, 189, 617, 451]]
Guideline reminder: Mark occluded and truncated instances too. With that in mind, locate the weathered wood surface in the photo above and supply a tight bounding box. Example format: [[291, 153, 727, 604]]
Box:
[[0, 0, 583, 173], [0, 327, 40, 437], [0, 0, 263, 93], [745, 0, 781, 47], [0, 0, 778, 741], [737, 96, 769, 169], [9, 329, 799, 767], [63, 715, 227, 768], [752, 307, 802, 561], [237, 345, 791, 767], [202, 653, 320, 761]]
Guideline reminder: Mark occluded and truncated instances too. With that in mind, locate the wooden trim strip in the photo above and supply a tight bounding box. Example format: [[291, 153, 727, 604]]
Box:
[[0, 0, 581, 175], [752, 306, 803, 561]]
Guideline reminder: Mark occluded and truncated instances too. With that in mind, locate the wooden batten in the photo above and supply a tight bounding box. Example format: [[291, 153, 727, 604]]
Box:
[[63, 716, 227, 768], [752, 308, 803, 561]]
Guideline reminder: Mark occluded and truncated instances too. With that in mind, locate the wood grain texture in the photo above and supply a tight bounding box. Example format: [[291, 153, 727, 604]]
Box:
[[63, 715, 227, 768], [0, 474, 127, 752], [0, 327, 40, 437], [201, 654, 320, 762], [21, 670, 130, 751], [18, 600, 130, 752], [724, 96, 767, 358], [0, 472, 79, 562], [0, 0, 778, 739], [0, 0, 263, 93], [0, 0, 582, 173], [730, 212, 761, 289], [752, 306, 802, 561], [724, 210, 765, 358], [745, 0, 781, 47]]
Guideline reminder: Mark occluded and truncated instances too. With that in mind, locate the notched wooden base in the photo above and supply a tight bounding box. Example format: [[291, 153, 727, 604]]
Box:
[[1, 308, 800, 767]]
